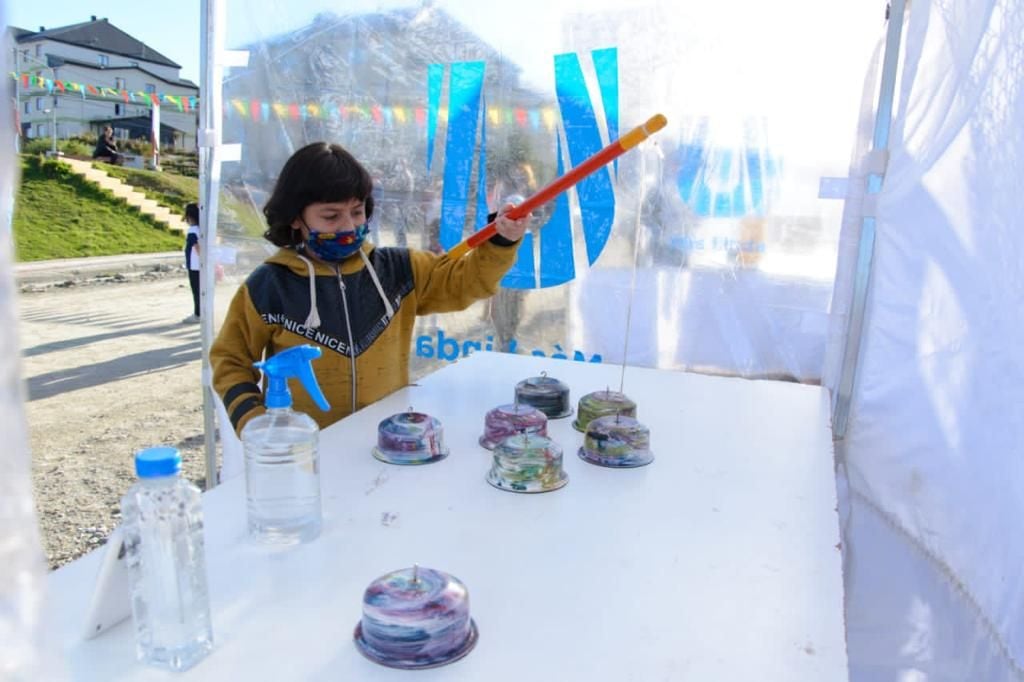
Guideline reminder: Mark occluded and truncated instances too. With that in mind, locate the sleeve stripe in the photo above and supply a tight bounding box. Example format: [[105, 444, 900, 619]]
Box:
[[224, 382, 261, 409], [229, 396, 262, 431]]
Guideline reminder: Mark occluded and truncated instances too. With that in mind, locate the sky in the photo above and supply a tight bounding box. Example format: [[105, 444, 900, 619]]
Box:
[[2, 0, 628, 90], [3, 0, 882, 148], [6, 0, 202, 83]]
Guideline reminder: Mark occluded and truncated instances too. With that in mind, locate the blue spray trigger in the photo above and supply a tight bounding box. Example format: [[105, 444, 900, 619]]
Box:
[[254, 345, 331, 412]]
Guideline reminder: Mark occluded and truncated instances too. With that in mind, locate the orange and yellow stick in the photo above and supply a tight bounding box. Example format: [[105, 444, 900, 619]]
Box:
[[446, 113, 668, 260]]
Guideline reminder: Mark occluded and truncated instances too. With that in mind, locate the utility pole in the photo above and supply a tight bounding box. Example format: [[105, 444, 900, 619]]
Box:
[[12, 47, 21, 150]]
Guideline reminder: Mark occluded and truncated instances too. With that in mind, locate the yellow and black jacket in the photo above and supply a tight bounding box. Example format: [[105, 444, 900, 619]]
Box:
[[211, 239, 519, 435]]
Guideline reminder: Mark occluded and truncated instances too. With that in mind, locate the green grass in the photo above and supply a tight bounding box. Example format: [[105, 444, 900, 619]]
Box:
[[96, 162, 199, 212], [12, 155, 182, 262], [94, 162, 266, 238]]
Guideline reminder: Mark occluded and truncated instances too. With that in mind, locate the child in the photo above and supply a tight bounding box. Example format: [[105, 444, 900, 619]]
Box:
[[182, 203, 201, 324], [211, 142, 528, 435]]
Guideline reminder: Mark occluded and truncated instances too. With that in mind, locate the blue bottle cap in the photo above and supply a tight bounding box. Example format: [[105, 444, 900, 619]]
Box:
[[135, 447, 182, 478]]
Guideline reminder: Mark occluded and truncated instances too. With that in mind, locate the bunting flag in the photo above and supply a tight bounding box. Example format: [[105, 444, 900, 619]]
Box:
[[9, 71, 197, 110], [10, 69, 557, 132], [216, 96, 556, 132]]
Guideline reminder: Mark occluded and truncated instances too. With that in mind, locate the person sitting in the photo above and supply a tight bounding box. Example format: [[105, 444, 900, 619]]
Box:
[[92, 126, 123, 165]]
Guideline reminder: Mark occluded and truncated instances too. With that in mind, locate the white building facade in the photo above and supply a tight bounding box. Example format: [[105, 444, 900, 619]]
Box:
[[11, 17, 198, 150]]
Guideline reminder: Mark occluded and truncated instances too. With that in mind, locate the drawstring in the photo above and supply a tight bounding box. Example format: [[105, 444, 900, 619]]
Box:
[[295, 249, 394, 330], [295, 253, 322, 329], [358, 249, 396, 320]]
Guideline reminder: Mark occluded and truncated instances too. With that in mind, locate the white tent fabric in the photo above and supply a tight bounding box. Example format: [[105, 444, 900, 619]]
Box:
[[2, 0, 1022, 678], [0, 11, 66, 681], [832, 0, 1024, 677]]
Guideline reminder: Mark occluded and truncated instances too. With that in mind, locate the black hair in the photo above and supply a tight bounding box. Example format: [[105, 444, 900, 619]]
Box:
[[262, 142, 375, 247], [184, 202, 199, 225]]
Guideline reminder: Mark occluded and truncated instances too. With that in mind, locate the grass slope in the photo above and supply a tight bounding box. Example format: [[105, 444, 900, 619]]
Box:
[[13, 156, 183, 262], [97, 163, 199, 213], [96, 162, 265, 238]]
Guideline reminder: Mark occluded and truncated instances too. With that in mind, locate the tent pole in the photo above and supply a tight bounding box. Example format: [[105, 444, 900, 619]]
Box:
[[199, 0, 225, 488], [832, 0, 907, 439]]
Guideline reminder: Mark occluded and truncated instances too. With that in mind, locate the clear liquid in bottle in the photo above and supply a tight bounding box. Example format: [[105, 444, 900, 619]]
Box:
[[243, 413, 322, 544], [121, 447, 213, 672]]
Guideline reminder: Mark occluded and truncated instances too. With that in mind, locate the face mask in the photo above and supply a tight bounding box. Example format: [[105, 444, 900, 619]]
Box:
[[303, 223, 370, 262]]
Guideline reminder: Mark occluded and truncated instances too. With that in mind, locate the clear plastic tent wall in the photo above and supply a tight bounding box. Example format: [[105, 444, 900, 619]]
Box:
[[832, 0, 1024, 678], [213, 0, 882, 384]]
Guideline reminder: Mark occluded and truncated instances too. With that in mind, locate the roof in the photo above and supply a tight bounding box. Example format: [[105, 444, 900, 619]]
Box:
[[14, 18, 180, 69], [45, 54, 198, 90], [234, 6, 540, 104], [7, 26, 36, 41]]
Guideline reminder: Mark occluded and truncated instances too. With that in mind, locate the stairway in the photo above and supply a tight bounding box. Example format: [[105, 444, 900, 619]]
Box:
[[59, 158, 188, 233]]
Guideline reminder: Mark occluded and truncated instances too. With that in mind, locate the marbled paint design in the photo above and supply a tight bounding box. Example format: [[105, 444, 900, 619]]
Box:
[[479, 403, 548, 450], [372, 412, 448, 465], [487, 434, 568, 493], [572, 390, 637, 432], [354, 567, 477, 669], [578, 414, 654, 468], [514, 375, 573, 419]]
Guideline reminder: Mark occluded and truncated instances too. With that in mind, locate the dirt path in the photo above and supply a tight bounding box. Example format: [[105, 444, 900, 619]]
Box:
[[17, 258, 529, 569], [18, 270, 234, 569]]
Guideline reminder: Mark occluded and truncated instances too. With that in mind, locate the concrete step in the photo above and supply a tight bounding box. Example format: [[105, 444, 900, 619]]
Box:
[[57, 158, 186, 234]]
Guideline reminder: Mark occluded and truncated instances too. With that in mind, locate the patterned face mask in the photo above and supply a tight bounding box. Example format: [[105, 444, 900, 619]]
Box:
[[303, 223, 370, 262]]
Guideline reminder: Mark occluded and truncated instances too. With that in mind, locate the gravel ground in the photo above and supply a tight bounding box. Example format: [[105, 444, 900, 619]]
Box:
[[17, 254, 560, 570], [18, 268, 229, 569]]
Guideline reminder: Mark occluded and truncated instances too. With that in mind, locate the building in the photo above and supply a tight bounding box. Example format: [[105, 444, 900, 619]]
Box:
[[222, 7, 551, 190], [9, 16, 198, 150]]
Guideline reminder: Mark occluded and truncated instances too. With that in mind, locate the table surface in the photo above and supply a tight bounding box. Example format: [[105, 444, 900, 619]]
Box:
[[48, 352, 847, 681]]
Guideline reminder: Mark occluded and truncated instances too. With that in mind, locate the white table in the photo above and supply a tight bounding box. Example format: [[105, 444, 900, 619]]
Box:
[[47, 352, 847, 680]]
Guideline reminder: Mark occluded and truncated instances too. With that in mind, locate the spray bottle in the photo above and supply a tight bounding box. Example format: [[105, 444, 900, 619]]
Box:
[[241, 345, 330, 544]]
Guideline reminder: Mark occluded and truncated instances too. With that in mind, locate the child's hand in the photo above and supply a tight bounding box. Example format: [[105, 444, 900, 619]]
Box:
[[494, 203, 531, 243]]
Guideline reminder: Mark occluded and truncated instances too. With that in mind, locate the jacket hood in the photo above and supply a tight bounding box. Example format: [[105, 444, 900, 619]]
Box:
[[265, 241, 376, 277]]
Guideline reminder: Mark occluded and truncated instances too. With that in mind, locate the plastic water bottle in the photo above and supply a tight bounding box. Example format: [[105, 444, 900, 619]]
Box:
[[241, 345, 330, 544], [120, 447, 213, 672]]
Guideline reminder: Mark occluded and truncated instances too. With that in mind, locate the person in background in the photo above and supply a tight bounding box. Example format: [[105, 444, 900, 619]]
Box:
[[211, 142, 529, 435], [92, 125, 122, 165], [182, 203, 201, 324]]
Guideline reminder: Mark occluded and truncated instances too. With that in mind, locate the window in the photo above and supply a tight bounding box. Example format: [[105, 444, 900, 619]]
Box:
[[35, 45, 42, 57], [52, 97, 59, 108], [38, 123, 47, 137], [115, 77, 125, 90], [97, 54, 109, 67], [24, 101, 30, 115], [115, 103, 122, 116], [35, 98, 43, 111], [144, 83, 156, 94]]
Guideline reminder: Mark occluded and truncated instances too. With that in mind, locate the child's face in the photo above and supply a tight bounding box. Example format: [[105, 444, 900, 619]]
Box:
[[293, 199, 367, 238]]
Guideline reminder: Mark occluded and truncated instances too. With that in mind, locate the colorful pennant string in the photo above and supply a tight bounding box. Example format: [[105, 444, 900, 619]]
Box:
[[10, 71, 559, 130]]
